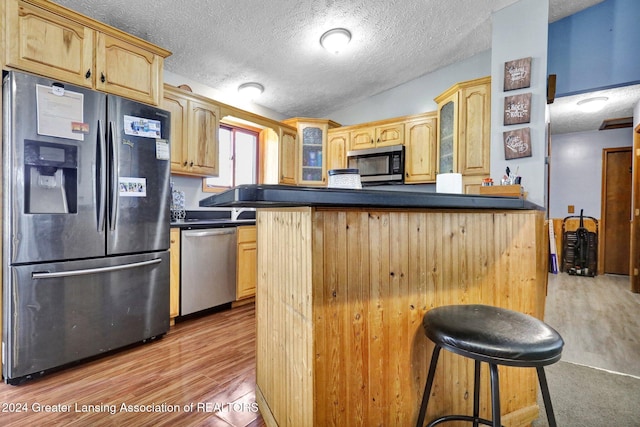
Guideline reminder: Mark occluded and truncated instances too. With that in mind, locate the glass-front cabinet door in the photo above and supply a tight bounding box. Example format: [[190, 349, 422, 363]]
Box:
[[300, 124, 326, 185], [436, 92, 458, 175]]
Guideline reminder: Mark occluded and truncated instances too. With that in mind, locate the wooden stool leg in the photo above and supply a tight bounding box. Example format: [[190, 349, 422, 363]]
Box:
[[537, 367, 558, 427], [489, 363, 501, 427], [416, 345, 442, 427]]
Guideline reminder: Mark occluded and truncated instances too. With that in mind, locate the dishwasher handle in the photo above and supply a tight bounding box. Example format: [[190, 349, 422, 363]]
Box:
[[183, 228, 236, 238]]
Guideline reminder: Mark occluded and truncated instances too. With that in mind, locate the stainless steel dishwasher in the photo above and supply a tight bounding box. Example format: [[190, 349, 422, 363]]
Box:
[[181, 227, 237, 315]]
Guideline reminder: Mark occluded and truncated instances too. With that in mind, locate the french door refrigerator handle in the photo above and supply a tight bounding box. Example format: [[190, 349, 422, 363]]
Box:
[[108, 121, 119, 231], [97, 120, 107, 232], [31, 258, 163, 279]]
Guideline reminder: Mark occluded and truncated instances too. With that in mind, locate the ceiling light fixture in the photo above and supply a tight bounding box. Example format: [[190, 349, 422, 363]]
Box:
[[237, 82, 264, 99], [320, 28, 351, 54], [576, 96, 608, 112]]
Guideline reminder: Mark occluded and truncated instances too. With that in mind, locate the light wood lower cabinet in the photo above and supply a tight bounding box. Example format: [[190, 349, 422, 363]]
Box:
[[236, 225, 257, 300], [169, 228, 180, 320]]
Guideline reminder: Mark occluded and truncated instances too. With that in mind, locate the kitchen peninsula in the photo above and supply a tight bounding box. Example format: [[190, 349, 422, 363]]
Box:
[[201, 185, 548, 427]]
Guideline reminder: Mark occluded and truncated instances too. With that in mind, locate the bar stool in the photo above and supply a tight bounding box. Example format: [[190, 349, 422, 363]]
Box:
[[416, 304, 564, 427]]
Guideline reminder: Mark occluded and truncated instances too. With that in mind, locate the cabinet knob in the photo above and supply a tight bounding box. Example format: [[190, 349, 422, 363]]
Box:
[[405, 172, 409, 178], [183, 161, 188, 166], [85, 69, 91, 79], [100, 73, 106, 83], [370, 139, 374, 144], [190, 161, 194, 167]]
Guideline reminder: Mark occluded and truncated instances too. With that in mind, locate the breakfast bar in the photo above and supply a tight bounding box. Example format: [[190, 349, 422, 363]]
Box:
[[201, 185, 548, 427]]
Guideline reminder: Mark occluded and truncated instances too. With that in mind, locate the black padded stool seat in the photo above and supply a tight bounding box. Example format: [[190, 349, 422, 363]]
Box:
[[416, 304, 564, 427]]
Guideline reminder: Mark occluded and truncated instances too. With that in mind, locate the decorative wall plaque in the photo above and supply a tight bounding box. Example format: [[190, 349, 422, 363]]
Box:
[[503, 93, 531, 125], [503, 127, 531, 160], [503, 57, 531, 91]]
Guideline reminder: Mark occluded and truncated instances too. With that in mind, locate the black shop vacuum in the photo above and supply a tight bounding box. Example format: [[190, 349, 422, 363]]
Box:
[[562, 209, 598, 277]]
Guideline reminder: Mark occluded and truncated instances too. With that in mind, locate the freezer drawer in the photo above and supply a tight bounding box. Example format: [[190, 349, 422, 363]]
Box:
[[2, 251, 170, 383], [181, 228, 237, 315]]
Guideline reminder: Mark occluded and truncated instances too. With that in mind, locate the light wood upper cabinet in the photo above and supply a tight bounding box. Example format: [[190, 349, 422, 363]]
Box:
[[279, 128, 298, 184], [163, 86, 190, 173], [169, 228, 180, 320], [95, 33, 162, 105], [189, 99, 220, 176], [435, 76, 491, 177], [163, 85, 219, 177], [349, 127, 376, 150], [326, 130, 350, 170], [6, 0, 94, 88], [459, 82, 491, 176], [281, 118, 341, 186], [236, 225, 257, 300], [404, 113, 437, 183], [349, 122, 405, 151], [376, 122, 405, 147], [4, 0, 170, 105]]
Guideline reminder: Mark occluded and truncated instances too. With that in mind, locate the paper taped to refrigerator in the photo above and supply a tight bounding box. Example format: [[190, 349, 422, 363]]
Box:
[[36, 84, 85, 141], [124, 115, 161, 138], [155, 139, 170, 160], [119, 177, 147, 197]]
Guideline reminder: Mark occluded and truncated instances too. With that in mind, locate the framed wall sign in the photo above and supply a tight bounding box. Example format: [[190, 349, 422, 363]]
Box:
[[503, 127, 532, 160], [504, 93, 532, 125], [504, 57, 531, 91]]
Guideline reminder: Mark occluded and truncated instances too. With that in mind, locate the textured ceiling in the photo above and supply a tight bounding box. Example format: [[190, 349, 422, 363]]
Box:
[[52, 0, 609, 128], [549, 85, 640, 135]]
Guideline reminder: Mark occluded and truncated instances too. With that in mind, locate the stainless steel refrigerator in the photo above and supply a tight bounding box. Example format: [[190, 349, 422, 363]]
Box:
[[2, 71, 171, 384]]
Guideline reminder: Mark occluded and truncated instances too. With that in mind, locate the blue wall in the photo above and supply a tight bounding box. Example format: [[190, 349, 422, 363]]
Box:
[[548, 0, 640, 96]]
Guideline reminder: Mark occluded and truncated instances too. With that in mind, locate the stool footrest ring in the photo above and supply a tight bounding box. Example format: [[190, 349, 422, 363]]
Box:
[[426, 414, 503, 427]]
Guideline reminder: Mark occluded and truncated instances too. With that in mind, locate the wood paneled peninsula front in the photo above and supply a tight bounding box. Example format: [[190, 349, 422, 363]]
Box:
[[201, 185, 548, 427]]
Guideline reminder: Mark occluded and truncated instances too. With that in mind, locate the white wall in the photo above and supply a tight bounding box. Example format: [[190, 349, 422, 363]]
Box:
[[325, 51, 492, 125], [490, 0, 549, 208], [549, 127, 632, 219]]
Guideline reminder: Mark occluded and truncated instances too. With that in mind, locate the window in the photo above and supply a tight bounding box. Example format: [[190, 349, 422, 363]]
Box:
[[205, 125, 258, 189]]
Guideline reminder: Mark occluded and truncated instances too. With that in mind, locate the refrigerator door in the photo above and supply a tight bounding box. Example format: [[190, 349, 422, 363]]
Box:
[[107, 96, 171, 255], [2, 71, 107, 264], [2, 251, 169, 383]]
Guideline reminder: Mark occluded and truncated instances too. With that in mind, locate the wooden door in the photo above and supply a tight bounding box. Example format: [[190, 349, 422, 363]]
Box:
[[602, 147, 632, 274]]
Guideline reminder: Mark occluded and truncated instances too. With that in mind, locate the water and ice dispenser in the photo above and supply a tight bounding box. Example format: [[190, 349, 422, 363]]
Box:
[[24, 140, 78, 214]]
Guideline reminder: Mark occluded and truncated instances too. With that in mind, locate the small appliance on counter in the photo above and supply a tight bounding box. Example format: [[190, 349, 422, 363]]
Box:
[[327, 168, 362, 189]]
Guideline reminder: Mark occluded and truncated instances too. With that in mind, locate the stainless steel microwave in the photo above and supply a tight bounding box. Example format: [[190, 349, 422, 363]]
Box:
[[347, 145, 405, 185]]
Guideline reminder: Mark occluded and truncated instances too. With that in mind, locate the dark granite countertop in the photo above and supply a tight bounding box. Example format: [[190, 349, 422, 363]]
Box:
[[170, 209, 256, 229], [199, 184, 543, 211]]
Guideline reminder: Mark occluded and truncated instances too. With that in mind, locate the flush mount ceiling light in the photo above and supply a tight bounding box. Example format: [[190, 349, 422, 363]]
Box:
[[320, 28, 351, 54], [237, 82, 264, 99], [576, 96, 609, 112]]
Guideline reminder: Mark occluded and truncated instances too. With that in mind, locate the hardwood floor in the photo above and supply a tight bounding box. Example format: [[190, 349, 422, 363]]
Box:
[[0, 304, 265, 427], [544, 272, 640, 377]]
